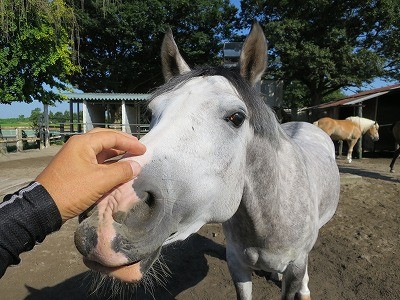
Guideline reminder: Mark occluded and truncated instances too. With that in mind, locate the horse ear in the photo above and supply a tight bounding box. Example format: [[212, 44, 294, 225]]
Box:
[[161, 28, 191, 82], [239, 22, 268, 86]]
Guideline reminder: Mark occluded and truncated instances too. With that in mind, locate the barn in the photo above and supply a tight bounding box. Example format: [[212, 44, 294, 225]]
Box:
[[312, 83, 400, 152]]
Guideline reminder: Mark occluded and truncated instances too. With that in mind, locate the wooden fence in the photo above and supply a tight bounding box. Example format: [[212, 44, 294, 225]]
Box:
[[0, 123, 150, 154], [0, 127, 41, 154]]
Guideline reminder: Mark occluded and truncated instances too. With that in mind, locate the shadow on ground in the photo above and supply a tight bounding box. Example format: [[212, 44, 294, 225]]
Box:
[[339, 166, 399, 183], [24, 233, 226, 300]]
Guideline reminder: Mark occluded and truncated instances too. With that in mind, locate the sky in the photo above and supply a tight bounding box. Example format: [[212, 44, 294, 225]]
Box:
[[0, 79, 396, 119], [0, 0, 397, 118]]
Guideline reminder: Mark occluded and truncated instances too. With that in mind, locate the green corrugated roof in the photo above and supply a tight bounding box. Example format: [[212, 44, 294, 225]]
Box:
[[62, 93, 150, 101]]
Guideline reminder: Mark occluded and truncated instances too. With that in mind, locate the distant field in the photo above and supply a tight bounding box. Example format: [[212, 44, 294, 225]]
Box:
[[0, 118, 31, 128]]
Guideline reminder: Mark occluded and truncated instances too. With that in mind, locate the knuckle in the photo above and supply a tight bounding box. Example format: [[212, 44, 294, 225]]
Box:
[[120, 162, 133, 180]]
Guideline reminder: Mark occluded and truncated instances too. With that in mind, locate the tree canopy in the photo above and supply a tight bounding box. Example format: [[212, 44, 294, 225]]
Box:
[[68, 0, 238, 93], [240, 0, 400, 107], [0, 0, 79, 104], [1, 0, 398, 109]]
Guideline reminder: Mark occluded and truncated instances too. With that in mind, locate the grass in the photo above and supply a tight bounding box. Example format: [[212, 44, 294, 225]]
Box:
[[0, 118, 32, 128]]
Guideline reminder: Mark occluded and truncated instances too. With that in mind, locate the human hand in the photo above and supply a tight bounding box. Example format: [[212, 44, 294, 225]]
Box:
[[36, 129, 146, 223]]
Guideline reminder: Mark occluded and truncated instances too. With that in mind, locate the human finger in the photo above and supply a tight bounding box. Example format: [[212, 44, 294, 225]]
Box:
[[97, 149, 126, 163], [97, 160, 142, 192], [87, 128, 139, 141], [87, 131, 146, 156]]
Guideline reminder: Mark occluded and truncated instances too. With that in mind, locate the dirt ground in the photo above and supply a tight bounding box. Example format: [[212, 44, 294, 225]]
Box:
[[0, 147, 398, 300]]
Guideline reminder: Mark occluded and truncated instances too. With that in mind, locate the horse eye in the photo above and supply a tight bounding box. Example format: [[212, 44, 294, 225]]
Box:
[[225, 112, 246, 128]]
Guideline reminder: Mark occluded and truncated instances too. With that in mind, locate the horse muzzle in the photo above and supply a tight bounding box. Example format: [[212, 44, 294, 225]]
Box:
[[74, 180, 176, 283]]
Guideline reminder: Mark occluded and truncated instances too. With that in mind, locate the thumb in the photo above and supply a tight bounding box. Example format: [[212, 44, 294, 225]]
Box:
[[100, 160, 142, 192]]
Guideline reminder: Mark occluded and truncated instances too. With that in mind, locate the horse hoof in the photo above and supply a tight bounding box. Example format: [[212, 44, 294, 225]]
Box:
[[296, 293, 311, 300], [390, 169, 395, 173], [347, 160, 352, 164]]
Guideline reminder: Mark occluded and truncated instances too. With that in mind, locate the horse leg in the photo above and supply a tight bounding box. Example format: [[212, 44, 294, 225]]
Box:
[[389, 147, 400, 173], [336, 140, 343, 158], [346, 139, 357, 163], [281, 255, 310, 300], [226, 246, 253, 300], [297, 265, 311, 300]]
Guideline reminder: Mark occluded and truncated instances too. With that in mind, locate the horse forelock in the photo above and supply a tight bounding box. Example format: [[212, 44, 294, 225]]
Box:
[[149, 66, 281, 143]]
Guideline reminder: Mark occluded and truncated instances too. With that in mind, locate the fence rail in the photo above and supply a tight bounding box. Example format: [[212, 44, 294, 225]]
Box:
[[0, 123, 150, 154]]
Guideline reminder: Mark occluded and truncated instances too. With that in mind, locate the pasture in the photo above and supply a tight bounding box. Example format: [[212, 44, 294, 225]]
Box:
[[0, 149, 398, 299]]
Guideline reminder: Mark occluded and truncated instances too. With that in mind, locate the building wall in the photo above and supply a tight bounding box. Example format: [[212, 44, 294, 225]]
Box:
[[374, 92, 400, 151], [83, 101, 105, 132]]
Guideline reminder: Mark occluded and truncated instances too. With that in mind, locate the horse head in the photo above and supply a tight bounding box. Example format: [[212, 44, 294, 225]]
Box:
[[74, 23, 272, 284], [368, 122, 380, 141]]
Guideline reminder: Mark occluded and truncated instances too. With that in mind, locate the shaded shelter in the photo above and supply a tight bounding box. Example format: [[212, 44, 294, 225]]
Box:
[[62, 93, 150, 136]]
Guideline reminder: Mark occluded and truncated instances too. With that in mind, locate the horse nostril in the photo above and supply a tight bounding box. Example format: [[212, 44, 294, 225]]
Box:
[[138, 191, 156, 208], [112, 211, 127, 224], [74, 224, 98, 257]]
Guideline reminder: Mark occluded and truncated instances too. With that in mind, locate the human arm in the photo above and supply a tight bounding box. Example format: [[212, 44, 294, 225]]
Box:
[[0, 129, 146, 277]]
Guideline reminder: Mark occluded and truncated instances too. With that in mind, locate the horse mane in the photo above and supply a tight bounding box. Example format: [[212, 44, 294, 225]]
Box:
[[345, 116, 378, 134], [150, 66, 282, 144]]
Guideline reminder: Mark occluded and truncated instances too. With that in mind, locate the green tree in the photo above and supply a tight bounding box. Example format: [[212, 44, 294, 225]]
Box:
[[240, 0, 400, 108], [49, 111, 55, 123], [53, 111, 67, 123], [68, 0, 237, 93], [0, 0, 79, 104], [63, 110, 70, 122], [29, 107, 43, 129]]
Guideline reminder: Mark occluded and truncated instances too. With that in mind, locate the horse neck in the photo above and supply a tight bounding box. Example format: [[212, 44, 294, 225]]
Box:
[[225, 132, 304, 242], [348, 117, 374, 134]]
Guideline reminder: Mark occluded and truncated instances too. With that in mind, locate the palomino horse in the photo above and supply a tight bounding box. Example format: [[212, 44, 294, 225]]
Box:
[[74, 23, 340, 300], [313, 116, 379, 163], [389, 121, 400, 173]]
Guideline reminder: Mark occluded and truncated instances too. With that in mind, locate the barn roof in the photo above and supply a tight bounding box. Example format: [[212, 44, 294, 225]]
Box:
[[318, 83, 400, 108], [62, 93, 150, 101]]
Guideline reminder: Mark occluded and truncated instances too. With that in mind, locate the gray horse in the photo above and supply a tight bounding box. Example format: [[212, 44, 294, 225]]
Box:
[[74, 23, 340, 300]]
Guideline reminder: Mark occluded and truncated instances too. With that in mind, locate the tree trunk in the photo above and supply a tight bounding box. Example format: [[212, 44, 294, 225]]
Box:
[[309, 90, 323, 122]]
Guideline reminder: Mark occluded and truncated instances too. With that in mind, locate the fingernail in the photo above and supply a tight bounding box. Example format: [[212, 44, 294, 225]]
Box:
[[130, 161, 142, 176]]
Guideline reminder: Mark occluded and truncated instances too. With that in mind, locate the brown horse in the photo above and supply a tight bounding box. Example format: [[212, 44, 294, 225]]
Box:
[[313, 116, 379, 163], [389, 121, 400, 173]]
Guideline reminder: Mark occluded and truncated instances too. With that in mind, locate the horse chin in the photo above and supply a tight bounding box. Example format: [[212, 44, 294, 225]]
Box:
[[83, 248, 161, 283], [84, 259, 143, 283]]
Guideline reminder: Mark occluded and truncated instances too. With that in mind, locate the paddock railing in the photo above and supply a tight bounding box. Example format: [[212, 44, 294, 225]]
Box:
[[58, 122, 150, 139], [0, 123, 150, 154], [0, 127, 41, 153]]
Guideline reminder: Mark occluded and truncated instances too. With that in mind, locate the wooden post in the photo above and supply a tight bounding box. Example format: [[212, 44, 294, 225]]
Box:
[[16, 128, 23, 151], [39, 114, 45, 149], [0, 126, 6, 155], [357, 104, 363, 159], [77, 102, 82, 132], [69, 100, 74, 133], [43, 104, 50, 148]]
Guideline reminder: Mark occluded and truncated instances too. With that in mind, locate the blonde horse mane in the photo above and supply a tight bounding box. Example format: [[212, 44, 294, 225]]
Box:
[[346, 116, 378, 134]]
